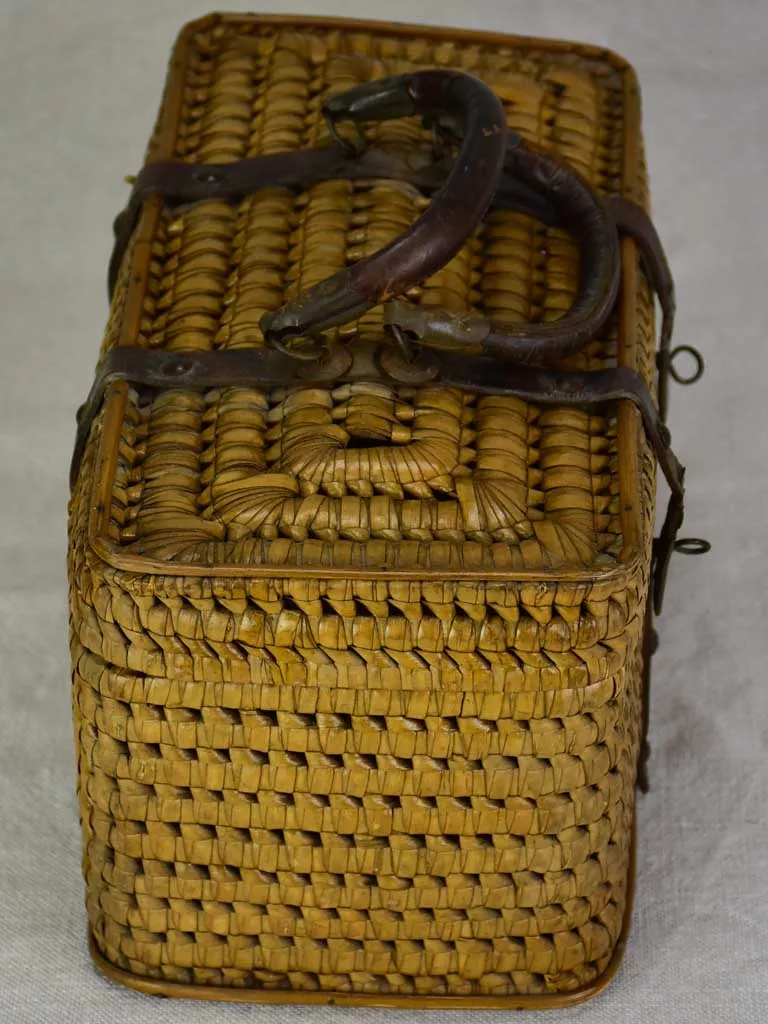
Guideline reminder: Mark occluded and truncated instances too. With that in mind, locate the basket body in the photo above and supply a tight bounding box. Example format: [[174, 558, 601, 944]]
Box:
[[69, 12, 658, 1008]]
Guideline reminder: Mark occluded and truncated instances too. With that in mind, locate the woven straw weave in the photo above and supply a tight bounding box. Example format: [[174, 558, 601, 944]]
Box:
[[68, 12, 657, 1007]]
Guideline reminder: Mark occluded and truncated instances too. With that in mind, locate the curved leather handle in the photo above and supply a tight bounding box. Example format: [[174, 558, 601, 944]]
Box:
[[114, 133, 674, 366], [259, 70, 508, 349], [386, 142, 622, 364]]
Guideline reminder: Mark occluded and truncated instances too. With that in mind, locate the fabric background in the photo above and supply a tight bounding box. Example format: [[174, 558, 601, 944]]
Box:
[[1, 0, 766, 1020]]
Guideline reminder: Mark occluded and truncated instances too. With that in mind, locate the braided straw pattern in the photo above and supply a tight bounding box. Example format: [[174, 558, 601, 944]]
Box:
[[69, 13, 657, 1005]]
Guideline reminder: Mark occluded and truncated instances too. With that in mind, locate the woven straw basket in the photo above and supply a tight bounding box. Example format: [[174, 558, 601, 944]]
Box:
[[68, 12, 688, 1009]]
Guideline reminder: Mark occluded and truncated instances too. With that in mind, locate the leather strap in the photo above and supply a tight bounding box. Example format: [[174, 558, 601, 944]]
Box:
[[69, 342, 684, 614], [259, 71, 509, 347], [107, 68, 673, 364], [108, 141, 673, 367], [110, 69, 510, 331]]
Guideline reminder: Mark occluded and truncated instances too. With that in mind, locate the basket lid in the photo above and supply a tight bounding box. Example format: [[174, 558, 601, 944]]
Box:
[[76, 13, 655, 585]]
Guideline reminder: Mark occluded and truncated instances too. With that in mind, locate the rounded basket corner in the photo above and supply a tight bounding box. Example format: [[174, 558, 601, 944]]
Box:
[[87, 894, 633, 1010]]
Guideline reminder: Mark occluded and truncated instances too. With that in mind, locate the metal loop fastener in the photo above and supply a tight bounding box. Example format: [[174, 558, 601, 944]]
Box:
[[323, 112, 367, 157], [673, 537, 711, 555], [668, 345, 705, 385], [267, 331, 331, 362], [387, 322, 417, 362]]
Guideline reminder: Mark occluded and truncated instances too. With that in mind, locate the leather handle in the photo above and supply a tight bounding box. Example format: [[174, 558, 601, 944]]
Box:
[[259, 70, 509, 349], [386, 142, 623, 364]]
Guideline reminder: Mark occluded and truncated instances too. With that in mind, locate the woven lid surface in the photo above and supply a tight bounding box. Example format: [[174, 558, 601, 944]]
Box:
[[89, 13, 655, 581]]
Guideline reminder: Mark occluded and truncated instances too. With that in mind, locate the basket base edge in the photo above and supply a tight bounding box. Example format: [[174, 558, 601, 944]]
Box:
[[86, 822, 635, 1011]]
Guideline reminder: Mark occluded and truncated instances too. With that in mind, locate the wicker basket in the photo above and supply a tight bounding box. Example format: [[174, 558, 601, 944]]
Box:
[[69, 12, 680, 1009]]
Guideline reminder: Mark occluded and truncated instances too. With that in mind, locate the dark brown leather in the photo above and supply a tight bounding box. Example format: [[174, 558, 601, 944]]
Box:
[[487, 187, 675, 369], [70, 342, 684, 617], [72, 345, 677, 483], [607, 196, 676, 420], [259, 71, 509, 346], [109, 144, 564, 295], [107, 59, 674, 367], [107, 144, 441, 297], [477, 146, 621, 364], [108, 140, 673, 371]]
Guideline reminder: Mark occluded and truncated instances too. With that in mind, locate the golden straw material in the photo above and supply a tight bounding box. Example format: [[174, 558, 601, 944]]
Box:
[[68, 12, 659, 1008]]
